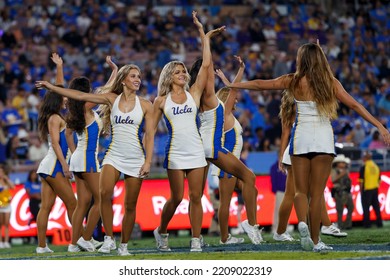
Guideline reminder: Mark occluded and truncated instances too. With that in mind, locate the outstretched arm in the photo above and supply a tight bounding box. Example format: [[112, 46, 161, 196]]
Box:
[[51, 53, 64, 86], [36, 80, 112, 105], [222, 74, 291, 91], [335, 78, 390, 145]]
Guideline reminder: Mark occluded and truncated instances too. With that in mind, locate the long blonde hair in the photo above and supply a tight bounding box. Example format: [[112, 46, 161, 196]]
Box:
[[97, 64, 141, 132], [216, 87, 230, 103], [279, 90, 295, 128], [288, 43, 338, 120], [157, 61, 190, 97]]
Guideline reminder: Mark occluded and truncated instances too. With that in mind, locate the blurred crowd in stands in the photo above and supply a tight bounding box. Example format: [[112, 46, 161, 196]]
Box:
[[0, 0, 389, 175]]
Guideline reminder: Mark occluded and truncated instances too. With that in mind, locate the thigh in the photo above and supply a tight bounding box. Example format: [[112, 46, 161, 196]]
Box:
[[40, 178, 57, 209], [186, 167, 206, 196], [46, 174, 75, 205], [290, 155, 311, 195], [167, 169, 185, 200], [100, 165, 121, 194], [309, 154, 333, 198], [82, 172, 101, 200], [209, 152, 252, 180], [74, 175, 92, 204]]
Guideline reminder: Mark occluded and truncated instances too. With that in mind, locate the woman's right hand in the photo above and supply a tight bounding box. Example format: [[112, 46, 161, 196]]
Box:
[[51, 53, 63, 66]]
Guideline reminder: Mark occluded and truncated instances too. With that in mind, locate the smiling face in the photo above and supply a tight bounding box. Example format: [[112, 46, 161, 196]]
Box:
[[172, 64, 189, 87], [123, 68, 141, 91]]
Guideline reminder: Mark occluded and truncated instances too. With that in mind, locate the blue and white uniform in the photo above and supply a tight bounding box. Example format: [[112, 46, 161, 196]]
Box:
[[69, 111, 102, 173], [102, 94, 145, 177], [198, 100, 228, 159], [37, 128, 69, 178], [162, 91, 207, 169], [289, 100, 336, 156], [211, 118, 243, 178]]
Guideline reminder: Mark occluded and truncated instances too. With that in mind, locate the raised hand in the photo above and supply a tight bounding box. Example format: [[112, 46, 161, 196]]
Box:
[[51, 53, 63, 66], [192, 11, 204, 34], [234, 55, 245, 68], [106, 56, 118, 71], [205, 25, 226, 39], [215, 69, 231, 86]]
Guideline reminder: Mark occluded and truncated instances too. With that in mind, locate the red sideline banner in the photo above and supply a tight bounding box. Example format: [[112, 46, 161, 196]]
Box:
[[6, 172, 390, 238]]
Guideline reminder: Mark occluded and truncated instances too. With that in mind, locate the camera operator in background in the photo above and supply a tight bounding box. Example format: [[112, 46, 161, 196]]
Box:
[[330, 154, 354, 230]]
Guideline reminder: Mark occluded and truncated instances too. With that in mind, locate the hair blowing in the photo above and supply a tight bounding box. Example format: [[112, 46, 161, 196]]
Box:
[[288, 43, 338, 120]]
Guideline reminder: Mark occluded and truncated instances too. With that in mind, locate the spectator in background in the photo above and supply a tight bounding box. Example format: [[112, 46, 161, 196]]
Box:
[[368, 130, 387, 150], [24, 169, 42, 227], [0, 98, 24, 138], [359, 151, 383, 228], [28, 135, 48, 163], [0, 164, 15, 249], [270, 157, 287, 234], [330, 154, 354, 229], [346, 119, 366, 147]]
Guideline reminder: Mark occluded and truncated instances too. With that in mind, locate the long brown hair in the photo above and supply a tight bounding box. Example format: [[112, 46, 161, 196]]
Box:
[[288, 43, 338, 120]]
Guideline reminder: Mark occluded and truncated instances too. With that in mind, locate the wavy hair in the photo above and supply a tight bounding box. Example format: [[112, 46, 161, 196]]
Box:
[[66, 76, 91, 134], [158, 61, 190, 97], [97, 64, 141, 131], [216, 87, 230, 103], [38, 87, 65, 142], [288, 43, 338, 120], [279, 90, 295, 128]]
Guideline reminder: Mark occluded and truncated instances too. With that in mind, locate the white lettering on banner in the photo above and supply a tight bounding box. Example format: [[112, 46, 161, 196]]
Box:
[[175, 199, 189, 215], [152, 196, 167, 215], [10, 189, 31, 231], [385, 187, 390, 214], [381, 174, 390, 185], [112, 204, 123, 227]]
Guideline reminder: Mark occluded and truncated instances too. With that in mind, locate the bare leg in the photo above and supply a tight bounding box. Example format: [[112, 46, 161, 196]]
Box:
[[82, 172, 101, 240], [276, 166, 295, 234], [99, 165, 120, 238], [120, 176, 142, 243], [158, 169, 185, 234], [218, 176, 237, 242], [209, 151, 257, 225], [187, 167, 207, 237]]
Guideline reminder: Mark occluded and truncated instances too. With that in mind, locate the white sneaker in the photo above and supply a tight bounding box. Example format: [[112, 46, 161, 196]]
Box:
[[118, 243, 132, 256], [220, 234, 245, 245], [97, 236, 116, 253], [77, 237, 95, 252], [36, 244, 54, 254], [3, 241, 11, 248], [199, 235, 209, 247], [90, 237, 103, 249], [321, 224, 348, 237], [241, 220, 263, 244], [190, 237, 202, 252], [153, 227, 171, 252], [68, 244, 81, 252], [273, 231, 295, 242], [313, 241, 333, 252], [298, 222, 314, 251]]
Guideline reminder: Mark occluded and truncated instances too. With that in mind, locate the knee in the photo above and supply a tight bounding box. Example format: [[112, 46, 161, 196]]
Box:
[[189, 192, 202, 204], [100, 187, 113, 202]]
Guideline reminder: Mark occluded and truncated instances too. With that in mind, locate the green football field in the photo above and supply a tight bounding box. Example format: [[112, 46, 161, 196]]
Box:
[[1, 222, 389, 260]]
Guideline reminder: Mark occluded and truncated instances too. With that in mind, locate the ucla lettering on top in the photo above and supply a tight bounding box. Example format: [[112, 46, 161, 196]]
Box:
[[172, 104, 193, 115], [114, 115, 135, 124]]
